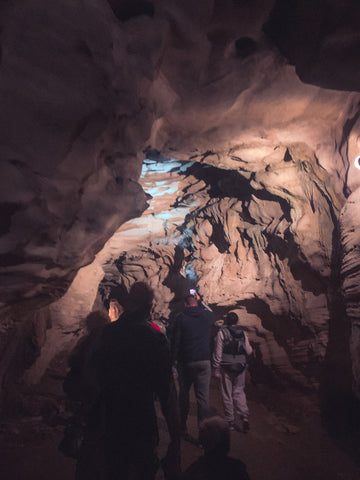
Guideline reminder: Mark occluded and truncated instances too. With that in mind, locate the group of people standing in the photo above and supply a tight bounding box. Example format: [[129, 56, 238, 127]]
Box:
[[173, 294, 253, 438], [62, 282, 252, 480]]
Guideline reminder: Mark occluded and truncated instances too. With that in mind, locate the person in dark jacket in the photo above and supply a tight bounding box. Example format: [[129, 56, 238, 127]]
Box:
[[212, 311, 252, 433], [88, 282, 180, 480], [60, 310, 110, 474], [172, 294, 214, 437], [61, 299, 127, 479]]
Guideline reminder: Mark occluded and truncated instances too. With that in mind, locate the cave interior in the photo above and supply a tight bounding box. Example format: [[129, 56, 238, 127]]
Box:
[[1, 0, 360, 479]]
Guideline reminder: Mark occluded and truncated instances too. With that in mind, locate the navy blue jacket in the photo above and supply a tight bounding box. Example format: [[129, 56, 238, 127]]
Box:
[[172, 306, 214, 364]]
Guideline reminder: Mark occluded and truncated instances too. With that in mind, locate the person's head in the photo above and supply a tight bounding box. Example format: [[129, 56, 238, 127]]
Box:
[[199, 416, 230, 458], [85, 311, 110, 332], [184, 294, 198, 307], [126, 282, 154, 315], [225, 311, 238, 326], [108, 298, 124, 322]]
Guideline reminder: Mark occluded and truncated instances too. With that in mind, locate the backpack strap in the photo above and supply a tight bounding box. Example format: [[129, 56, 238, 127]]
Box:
[[221, 326, 247, 373], [221, 326, 232, 344]]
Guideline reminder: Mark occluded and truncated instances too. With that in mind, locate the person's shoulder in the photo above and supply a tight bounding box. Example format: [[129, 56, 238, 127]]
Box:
[[95, 320, 122, 347], [202, 308, 214, 322], [143, 324, 170, 355], [139, 322, 168, 341], [175, 311, 186, 323], [102, 317, 124, 334], [180, 456, 207, 479], [97, 320, 114, 339], [146, 322, 165, 336]]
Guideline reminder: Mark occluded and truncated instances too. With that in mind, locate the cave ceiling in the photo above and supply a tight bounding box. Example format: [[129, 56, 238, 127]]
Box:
[[1, 0, 360, 395]]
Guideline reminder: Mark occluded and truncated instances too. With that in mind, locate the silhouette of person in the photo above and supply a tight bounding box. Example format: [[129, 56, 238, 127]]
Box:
[[181, 416, 251, 480], [60, 310, 111, 479], [89, 282, 180, 480]]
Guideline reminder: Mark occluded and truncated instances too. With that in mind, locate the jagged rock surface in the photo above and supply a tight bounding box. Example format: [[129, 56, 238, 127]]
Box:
[[94, 155, 339, 388], [1, 0, 360, 410], [341, 189, 360, 399]]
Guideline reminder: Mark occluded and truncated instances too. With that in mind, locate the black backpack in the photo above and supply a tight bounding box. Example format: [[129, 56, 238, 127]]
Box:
[[221, 326, 247, 373]]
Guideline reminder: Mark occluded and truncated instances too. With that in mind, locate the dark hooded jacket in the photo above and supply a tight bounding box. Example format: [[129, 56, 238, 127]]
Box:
[[172, 306, 214, 364]]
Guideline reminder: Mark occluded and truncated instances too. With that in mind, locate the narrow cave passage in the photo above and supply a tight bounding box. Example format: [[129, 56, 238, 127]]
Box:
[[98, 153, 333, 390], [2, 151, 360, 480], [63, 153, 360, 476], [2, 0, 360, 478]]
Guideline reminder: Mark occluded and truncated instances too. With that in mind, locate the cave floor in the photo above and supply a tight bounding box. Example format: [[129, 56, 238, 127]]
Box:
[[1, 377, 360, 480], [169, 378, 360, 480]]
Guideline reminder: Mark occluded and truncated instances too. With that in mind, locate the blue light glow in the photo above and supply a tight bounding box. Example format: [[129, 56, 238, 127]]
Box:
[[117, 157, 200, 250], [185, 263, 198, 283]]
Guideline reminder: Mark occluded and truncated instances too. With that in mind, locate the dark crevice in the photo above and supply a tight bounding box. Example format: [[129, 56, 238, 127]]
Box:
[[209, 223, 230, 254], [0, 252, 25, 268], [0, 202, 23, 235], [107, 0, 154, 22], [263, 0, 328, 69], [265, 229, 328, 295], [184, 162, 255, 200], [235, 37, 257, 58], [284, 148, 292, 162]]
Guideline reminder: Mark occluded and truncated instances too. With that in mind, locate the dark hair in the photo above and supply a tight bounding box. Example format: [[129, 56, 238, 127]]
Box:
[[225, 311, 238, 325], [126, 282, 154, 311], [199, 416, 230, 456], [85, 311, 110, 332]]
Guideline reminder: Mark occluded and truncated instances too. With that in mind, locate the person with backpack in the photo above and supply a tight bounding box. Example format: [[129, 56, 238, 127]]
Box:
[[212, 311, 253, 433]]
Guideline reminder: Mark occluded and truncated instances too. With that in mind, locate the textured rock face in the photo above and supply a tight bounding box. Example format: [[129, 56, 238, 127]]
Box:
[[341, 189, 360, 399], [264, 0, 360, 92], [94, 154, 338, 389], [0, 0, 149, 305], [1, 0, 360, 406]]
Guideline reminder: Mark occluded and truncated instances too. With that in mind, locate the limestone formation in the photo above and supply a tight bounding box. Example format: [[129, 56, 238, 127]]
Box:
[[1, 0, 360, 416], [341, 188, 360, 399]]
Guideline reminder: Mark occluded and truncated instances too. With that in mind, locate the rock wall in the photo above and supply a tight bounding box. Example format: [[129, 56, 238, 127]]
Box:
[[0, 0, 151, 306], [1, 0, 360, 411], [94, 154, 342, 389], [341, 189, 360, 399]]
